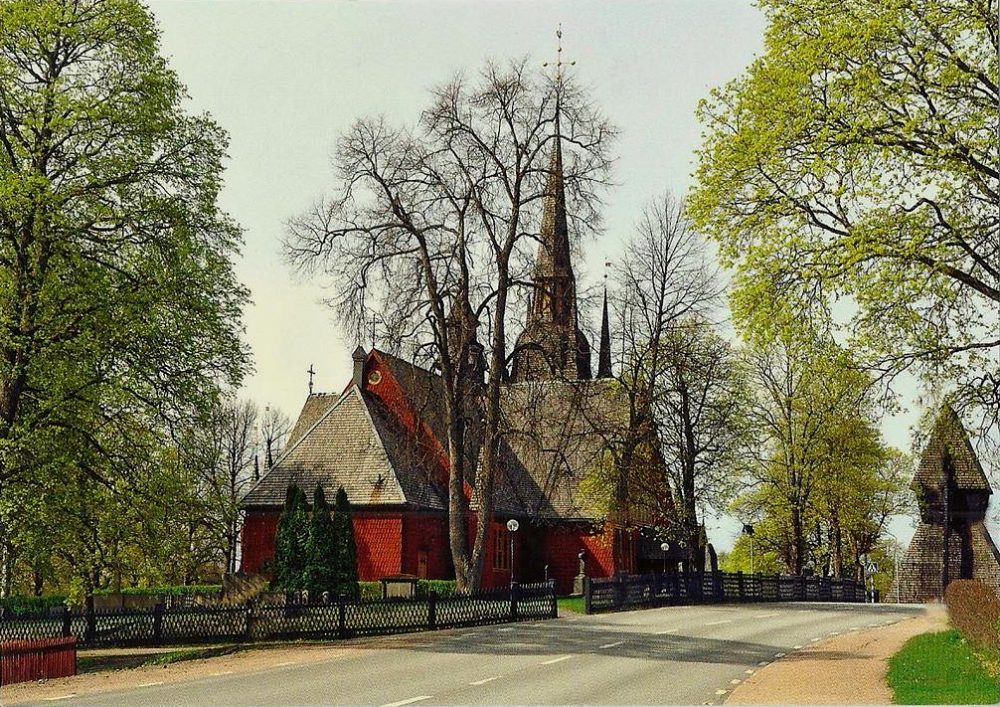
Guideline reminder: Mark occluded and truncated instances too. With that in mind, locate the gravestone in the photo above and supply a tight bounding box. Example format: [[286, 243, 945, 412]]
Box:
[[897, 405, 1000, 602]]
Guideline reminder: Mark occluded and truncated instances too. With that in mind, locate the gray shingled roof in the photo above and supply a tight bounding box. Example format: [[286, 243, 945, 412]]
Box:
[[488, 378, 629, 520], [287, 393, 339, 446], [913, 405, 990, 492], [245, 388, 415, 508]]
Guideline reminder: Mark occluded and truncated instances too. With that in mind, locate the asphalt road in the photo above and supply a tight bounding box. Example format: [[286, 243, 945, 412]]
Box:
[[18, 602, 924, 706]]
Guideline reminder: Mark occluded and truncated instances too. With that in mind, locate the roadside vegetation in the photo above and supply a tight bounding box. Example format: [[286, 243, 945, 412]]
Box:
[[887, 630, 998, 705], [888, 579, 999, 704]]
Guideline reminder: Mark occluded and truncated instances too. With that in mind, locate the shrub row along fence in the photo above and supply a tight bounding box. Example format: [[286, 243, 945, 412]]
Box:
[[0, 581, 556, 648], [1, 637, 77, 685], [584, 571, 863, 614]]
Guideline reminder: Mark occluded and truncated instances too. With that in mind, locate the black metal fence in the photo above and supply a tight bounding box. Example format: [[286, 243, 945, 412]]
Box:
[[0, 581, 556, 648], [583, 571, 863, 614]]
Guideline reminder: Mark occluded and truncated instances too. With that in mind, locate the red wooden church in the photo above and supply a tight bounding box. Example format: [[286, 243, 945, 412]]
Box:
[[241, 125, 667, 593]]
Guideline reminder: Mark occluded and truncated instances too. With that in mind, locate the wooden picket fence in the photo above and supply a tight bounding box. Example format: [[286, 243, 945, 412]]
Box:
[[0, 581, 557, 648], [583, 570, 864, 613], [1, 637, 77, 685]]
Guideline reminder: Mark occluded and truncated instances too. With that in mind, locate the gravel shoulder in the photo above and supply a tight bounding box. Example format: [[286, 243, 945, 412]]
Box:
[[726, 604, 948, 705]]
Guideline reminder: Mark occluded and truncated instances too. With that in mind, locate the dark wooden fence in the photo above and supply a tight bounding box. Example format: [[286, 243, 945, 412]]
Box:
[[0, 581, 556, 648], [583, 571, 863, 614], [1, 637, 77, 685]]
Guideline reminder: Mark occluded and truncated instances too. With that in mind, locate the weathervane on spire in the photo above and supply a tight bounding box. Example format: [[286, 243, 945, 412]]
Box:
[[543, 24, 575, 85]]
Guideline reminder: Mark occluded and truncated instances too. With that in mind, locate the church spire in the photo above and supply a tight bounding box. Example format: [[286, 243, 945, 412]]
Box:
[[598, 287, 612, 378]]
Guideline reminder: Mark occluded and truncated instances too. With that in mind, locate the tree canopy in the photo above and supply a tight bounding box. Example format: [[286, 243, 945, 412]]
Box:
[[0, 0, 249, 596], [690, 0, 998, 435]]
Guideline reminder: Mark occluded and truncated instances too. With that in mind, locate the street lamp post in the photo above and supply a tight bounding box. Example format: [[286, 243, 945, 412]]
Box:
[[507, 519, 519, 585], [660, 542, 670, 574], [742, 524, 755, 575]]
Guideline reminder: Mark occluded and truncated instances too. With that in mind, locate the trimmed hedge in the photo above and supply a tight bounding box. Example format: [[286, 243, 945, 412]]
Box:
[[1, 585, 222, 615], [944, 579, 1000, 658], [357, 580, 458, 600]]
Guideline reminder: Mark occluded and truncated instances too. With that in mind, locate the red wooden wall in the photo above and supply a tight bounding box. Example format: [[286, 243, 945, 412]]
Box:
[[1, 638, 76, 685]]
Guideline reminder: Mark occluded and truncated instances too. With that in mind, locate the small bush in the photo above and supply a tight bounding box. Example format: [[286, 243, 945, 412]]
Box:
[[945, 579, 1000, 657], [418, 580, 457, 597]]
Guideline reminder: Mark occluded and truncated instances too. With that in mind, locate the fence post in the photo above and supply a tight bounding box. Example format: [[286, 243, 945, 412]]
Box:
[[510, 581, 520, 623], [337, 594, 347, 639], [62, 606, 72, 638], [244, 602, 255, 642], [84, 605, 96, 645], [737, 572, 745, 602], [428, 590, 437, 630], [549, 579, 557, 619], [152, 602, 165, 645], [583, 576, 592, 615], [615, 573, 626, 610]]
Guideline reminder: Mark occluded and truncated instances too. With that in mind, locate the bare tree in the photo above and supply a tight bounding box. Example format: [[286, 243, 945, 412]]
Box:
[[284, 60, 614, 590], [601, 193, 739, 572], [260, 405, 292, 472]]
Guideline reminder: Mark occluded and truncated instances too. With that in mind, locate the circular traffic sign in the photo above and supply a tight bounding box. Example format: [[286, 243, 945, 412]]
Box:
[[507, 519, 519, 532]]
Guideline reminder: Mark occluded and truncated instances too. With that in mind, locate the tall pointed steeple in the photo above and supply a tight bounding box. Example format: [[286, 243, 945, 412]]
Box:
[[597, 288, 612, 379], [511, 105, 592, 381]]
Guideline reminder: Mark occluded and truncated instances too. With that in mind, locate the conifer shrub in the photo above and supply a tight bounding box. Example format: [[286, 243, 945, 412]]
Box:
[[944, 579, 1000, 660], [332, 486, 359, 599], [272, 483, 309, 590], [304, 485, 338, 597]]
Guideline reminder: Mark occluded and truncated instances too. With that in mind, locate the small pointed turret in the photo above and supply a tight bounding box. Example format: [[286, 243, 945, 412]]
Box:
[[597, 289, 612, 378]]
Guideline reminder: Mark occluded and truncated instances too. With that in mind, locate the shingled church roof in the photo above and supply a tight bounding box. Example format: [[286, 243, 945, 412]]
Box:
[[913, 404, 990, 491], [243, 385, 448, 510], [244, 350, 633, 521]]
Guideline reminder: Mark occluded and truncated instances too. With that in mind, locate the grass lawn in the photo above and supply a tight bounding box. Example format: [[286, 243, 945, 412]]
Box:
[[887, 630, 999, 704], [557, 596, 586, 615]]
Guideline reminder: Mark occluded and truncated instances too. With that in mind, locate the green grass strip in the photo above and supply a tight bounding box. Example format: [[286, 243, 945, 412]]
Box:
[[557, 596, 586, 614], [887, 629, 999, 705]]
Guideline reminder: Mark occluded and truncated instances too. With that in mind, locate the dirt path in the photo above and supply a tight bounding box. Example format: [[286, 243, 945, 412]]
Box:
[[726, 605, 947, 705]]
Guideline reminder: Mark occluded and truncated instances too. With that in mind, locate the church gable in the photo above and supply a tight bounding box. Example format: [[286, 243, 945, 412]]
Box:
[[243, 387, 408, 508]]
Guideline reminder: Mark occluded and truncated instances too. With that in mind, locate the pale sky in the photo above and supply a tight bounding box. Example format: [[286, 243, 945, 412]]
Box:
[[147, 0, 936, 552]]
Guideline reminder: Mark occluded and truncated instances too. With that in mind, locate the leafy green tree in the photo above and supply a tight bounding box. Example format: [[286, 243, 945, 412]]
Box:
[[690, 0, 998, 435], [304, 485, 337, 597], [0, 1, 248, 503], [718, 536, 784, 576], [332, 487, 359, 599]]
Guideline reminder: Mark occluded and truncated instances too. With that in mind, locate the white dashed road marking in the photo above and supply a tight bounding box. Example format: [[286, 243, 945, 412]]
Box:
[[757, 661, 769, 666], [754, 613, 779, 619], [705, 620, 732, 626], [715, 689, 729, 696], [794, 645, 803, 649], [774, 652, 785, 658], [811, 637, 820, 642], [43, 696, 77, 702], [469, 676, 501, 686], [137, 682, 164, 688], [540, 655, 573, 665], [730, 679, 742, 685], [381, 697, 433, 707], [274, 662, 298, 667], [656, 628, 679, 634], [599, 641, 625, 649], [211, 670, 234, 676], [745, 669, 755, 675]]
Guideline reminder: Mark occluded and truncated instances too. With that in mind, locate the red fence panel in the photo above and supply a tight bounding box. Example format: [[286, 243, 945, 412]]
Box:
[[1, 636, 77, 685]]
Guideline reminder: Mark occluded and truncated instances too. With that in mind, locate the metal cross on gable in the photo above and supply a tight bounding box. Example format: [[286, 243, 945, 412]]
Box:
[[307, 363, 315, 395], [543, 24, 575, 85]]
